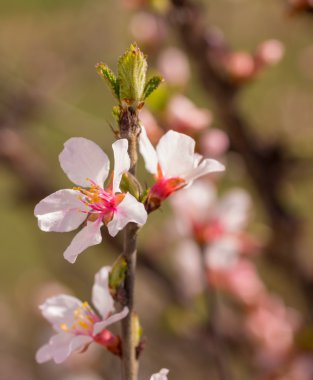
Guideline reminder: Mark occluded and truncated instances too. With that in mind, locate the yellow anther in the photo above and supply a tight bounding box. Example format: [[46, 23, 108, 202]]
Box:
[[78, 321, 89, 330], [60, 323, 69, 332]]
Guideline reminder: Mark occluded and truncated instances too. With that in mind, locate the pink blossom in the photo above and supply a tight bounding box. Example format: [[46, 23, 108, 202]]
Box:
[[34, 138, 147, 263], [139, 128, 224, 211], [245, 296, 301, 361], [199, 129, 230, 157], [255, 39, 285, 67], [130, 12, 166, 47], [171, 182, 251, 253], [157, 47, 190, 87], [209, 259, 265, 306], [36, 266, 128, 364], [139, 109, 163, 144], [224, 52, 255, 82], [165, 95, 212, 134]]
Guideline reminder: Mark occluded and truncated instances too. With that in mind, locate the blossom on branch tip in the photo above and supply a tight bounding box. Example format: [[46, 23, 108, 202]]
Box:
[[139, 127, 225, 211], [34, 137, 147, 263], [36, 266, 128, 364]]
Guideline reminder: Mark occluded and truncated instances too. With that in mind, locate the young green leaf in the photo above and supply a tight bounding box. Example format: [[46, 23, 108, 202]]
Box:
[[96, 63, 120, 100], [143, 76, 163, 100], [118, 43, 148, 105]]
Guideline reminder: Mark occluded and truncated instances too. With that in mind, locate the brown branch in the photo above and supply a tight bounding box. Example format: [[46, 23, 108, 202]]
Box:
[[168, 0, 313, 315], [119, 107, 142, 380]]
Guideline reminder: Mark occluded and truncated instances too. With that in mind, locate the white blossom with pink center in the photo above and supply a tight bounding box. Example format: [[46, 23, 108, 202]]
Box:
[[171, 181, 251, 271], [36, 266, 128, 364], [150, 369, 169, 380], [34, 138, 147, 263], [139, 127, 224, 211]]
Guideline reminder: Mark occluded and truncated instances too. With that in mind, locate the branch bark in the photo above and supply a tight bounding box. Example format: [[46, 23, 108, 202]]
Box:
[[119, 107, 141, 380]]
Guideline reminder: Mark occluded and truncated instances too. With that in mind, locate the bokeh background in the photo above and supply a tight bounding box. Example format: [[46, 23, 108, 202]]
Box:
[[1, 0, 313, 379]]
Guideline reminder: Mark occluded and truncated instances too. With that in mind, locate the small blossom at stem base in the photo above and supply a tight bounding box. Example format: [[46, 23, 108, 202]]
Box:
[[36, 266, 128, 364]]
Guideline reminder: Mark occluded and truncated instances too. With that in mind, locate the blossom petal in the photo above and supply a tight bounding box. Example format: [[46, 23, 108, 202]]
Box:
[[139, 125, 158, 175], [157, 130, 195, 177], [59, 137, 110, 187], [34, 189, 88, 232], [93, 307, 129, 335], [112, 139, 130, 193], [183, 158, 225, 183], [205, 236, 240, 270], [107, 193, 147, 237], [63, 219, 103, 263], [150, 369, 170, 380], [39, 294, 82, 331], [170, 181, 216, 227], [92, 266, 114, 318], [36, 333, 92, 364], [214, 189, 251, 232]]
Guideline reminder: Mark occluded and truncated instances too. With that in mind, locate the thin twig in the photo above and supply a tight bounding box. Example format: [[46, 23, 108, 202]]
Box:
[[119, 107, 141, 380], [199, 245, 233, 380]]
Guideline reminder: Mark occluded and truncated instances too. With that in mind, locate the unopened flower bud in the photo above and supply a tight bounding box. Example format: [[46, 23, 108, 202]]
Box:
[[224, 52, 256, 83], [256, 39, 285, 67]]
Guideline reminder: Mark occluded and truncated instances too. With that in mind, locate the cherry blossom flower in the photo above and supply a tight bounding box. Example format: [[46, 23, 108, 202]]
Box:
[[165, 95, 212, 134], [139, 128, 224, 211], [150, 369, 169, 380], [34, 138, 147, 263], [171, 181, 251, 253], [157, 47, 190, 87], [199, 128, 230, 157], [36, 266, 128, 364]]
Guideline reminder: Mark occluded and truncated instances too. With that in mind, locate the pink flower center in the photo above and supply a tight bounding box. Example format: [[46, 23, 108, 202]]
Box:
[[193, 219, 224, 244], [75, 179, 123, 223], [60, 302, 100, 336], [150, 176, 186, 200]]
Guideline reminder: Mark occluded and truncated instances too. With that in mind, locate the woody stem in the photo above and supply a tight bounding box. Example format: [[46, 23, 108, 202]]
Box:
[[119, 107, 141, 380]]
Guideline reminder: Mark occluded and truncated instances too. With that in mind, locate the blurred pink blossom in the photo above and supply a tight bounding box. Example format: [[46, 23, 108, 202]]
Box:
[[245, 296, 301, 362], [157, 47, 190, 87], [209, 259, 265, 306], [224, 52, 255, 82], [255, 39, 285, 67], [165, 95, 212, 134], [140, 109, 164, 144], [171, 181, 251, 249], [200, 128, 230, 157], [173, 240, 205, 299], [130, 12, 166, 47]]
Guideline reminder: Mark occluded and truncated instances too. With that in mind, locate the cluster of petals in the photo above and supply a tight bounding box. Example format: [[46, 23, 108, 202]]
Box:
[[171, 181, 251, 271], [34, 137, 147, 263], [36, 266, 128, 364], [139, 127, 224, 210]]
